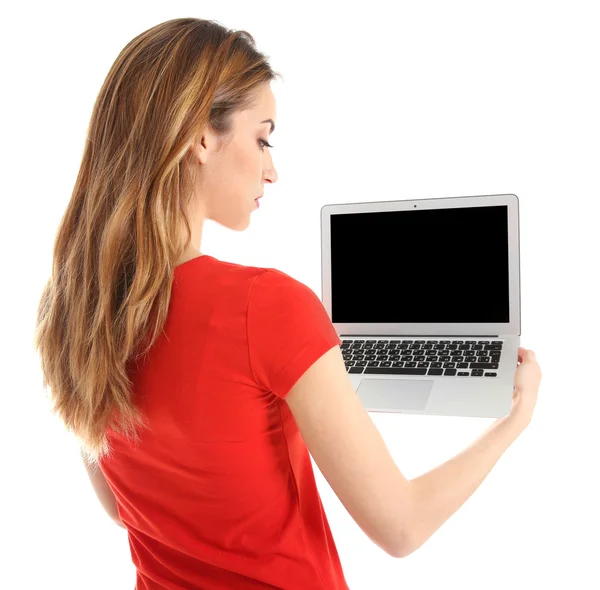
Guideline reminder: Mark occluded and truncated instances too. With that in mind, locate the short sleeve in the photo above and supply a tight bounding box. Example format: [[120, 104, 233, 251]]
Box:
[[247, 269, 342, 398]]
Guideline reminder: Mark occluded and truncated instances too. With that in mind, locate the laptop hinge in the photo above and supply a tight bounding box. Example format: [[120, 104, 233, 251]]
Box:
[[339, 334, 501, 338]]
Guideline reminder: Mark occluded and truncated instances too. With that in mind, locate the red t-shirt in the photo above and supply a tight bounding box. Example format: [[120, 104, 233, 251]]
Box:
[[99, 255, 349, 590]]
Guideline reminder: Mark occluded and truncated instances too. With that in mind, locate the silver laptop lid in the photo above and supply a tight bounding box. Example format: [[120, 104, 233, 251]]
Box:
[[320, 193, 521, 338]]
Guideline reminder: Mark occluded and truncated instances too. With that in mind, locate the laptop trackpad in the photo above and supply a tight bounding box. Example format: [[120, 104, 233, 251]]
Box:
[[356, 378, 433, 411]]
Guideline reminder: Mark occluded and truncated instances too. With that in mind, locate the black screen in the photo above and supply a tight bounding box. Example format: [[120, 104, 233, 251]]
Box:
[[329, 205, 510, 324]]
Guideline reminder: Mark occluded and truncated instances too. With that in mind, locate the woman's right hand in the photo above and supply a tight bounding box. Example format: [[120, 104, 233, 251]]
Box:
[[508, 347, 542, 430]]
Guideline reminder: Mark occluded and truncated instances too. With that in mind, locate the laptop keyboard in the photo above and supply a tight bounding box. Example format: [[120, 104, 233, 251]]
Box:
[[341, 339, 504, 378]]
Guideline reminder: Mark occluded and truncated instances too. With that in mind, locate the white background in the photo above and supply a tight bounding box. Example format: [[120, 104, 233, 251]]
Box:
[[2, 1, 599, 588]]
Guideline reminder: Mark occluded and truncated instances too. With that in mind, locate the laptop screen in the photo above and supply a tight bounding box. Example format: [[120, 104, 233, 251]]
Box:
[[329, 204, 510, 324]]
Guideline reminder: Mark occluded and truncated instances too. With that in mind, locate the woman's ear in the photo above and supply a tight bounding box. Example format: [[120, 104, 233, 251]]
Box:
[[189, 135, 209, 165]]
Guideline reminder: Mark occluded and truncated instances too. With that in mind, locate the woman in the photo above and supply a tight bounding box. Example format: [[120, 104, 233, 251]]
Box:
[[33, 17, 542, 590]]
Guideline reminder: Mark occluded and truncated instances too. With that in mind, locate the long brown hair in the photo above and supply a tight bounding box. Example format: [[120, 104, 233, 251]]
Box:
[[33, 18, 282, 468]]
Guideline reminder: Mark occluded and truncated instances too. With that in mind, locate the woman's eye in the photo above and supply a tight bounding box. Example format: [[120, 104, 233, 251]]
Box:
[[259, 139, 274, 151]]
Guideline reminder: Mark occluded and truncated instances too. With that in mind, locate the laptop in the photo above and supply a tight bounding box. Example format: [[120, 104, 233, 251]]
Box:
[[320, 193, 521, 418]]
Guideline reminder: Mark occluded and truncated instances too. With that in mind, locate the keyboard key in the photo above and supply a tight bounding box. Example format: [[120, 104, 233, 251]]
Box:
[[470, 362, 499, 369], [363, 367, 427, 375]]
